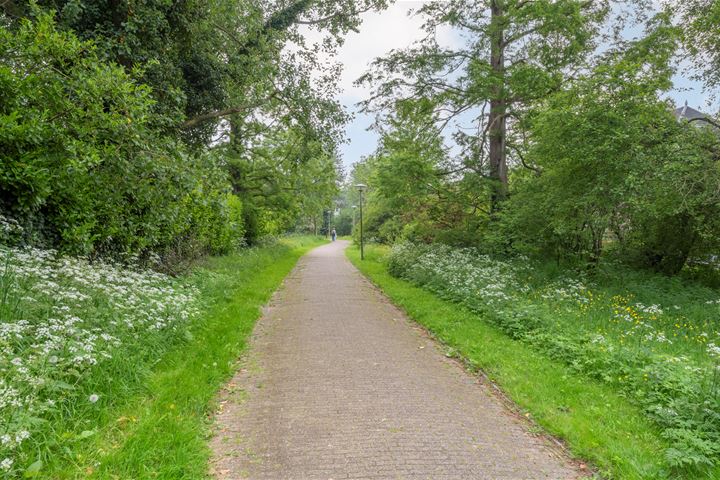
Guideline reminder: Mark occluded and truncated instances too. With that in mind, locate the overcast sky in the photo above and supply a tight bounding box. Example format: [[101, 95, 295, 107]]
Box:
[[317, 1, 710, 171]]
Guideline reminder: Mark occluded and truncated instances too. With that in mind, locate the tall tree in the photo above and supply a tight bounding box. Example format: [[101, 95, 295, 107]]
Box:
[[2, 0, 389, 146], [359, 0, 611, 210]]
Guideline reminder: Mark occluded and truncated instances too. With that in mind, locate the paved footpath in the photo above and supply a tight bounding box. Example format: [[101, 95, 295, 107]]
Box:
[[210, 241, 582, 479]]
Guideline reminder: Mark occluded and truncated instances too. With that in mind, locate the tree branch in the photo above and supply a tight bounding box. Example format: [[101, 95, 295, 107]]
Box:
[[502, 24, 543, 48], [508, 142, 541, 174], [688, 116, 720, 129], [293, 5, 375, 26], [182, 106, 249, 129]]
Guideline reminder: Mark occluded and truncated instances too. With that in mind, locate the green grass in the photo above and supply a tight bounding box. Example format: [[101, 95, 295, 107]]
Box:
[[56, 236, 325, 479], [347, 244, 677, 480], [520, 262, 720, 367]]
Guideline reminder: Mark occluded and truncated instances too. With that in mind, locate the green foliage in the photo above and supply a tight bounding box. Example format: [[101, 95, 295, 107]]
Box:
[[225, 127, 340, 243], [347, 101, 492, 246], [0, 14, 244, 259], [332, 209, 353, 236], [7, 1, 386, 145], [35, 0, 228, 128], [677, 0, 720, 91], [495, 19, 720, 271]]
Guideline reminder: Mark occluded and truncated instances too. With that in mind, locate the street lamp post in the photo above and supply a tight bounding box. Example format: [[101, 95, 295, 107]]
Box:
[[354, 184, 367, 260]]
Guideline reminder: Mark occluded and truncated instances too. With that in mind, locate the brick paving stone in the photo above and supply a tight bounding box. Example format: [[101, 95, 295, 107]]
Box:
[[210, 240, 583, 480]]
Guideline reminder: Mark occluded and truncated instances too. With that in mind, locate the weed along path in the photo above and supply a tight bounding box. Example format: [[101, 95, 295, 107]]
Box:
[[210, 240, 582, 479]]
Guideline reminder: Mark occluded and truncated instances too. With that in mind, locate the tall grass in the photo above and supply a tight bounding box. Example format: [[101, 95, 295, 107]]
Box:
[[0, 247, 199, 477]]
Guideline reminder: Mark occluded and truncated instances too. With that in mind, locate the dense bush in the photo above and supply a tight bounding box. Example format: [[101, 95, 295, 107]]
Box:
[[510, 28, 720, 271], [0, 14, 243, 259], [496, 80, 720, 272]]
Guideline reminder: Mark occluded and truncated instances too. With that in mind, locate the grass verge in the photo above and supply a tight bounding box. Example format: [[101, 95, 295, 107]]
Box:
[[347, 244, 676, 480], [57, 236, 325, 479]]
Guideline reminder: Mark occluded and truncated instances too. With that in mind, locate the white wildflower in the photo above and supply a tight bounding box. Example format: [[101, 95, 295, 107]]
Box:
[[0, 244, 199, 455]]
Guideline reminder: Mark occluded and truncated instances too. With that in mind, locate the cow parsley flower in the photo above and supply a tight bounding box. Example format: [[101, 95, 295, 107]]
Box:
[[0, 244, 199, 461]]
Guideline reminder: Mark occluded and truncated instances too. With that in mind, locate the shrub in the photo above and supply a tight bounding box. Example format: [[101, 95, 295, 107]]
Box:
[[0, 14, 242, 260]]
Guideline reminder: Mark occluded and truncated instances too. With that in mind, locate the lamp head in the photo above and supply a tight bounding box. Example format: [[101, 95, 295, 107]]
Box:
[[354, 183, 367, 192]]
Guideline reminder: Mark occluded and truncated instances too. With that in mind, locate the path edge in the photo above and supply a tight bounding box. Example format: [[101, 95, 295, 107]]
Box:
[[343, 244, 598, 480]]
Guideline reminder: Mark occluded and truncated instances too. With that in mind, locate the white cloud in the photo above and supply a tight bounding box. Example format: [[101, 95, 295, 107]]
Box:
[[333, 1, 460, 103], [297, 2, 429, 103], [333, 2, 427, 103]]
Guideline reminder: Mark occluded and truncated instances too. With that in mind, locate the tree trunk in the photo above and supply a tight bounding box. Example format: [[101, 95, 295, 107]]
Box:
[[642, 213, 696, 275], [589, 223, 604, 268], [488, 0, 508, 212]]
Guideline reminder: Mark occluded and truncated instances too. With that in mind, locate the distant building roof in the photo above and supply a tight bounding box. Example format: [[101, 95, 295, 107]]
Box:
[[673, 102, 720, 129]]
